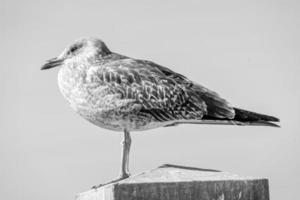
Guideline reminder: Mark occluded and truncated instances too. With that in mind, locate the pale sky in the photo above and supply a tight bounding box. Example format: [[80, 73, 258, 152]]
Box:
[[1, 0, 299, 200]]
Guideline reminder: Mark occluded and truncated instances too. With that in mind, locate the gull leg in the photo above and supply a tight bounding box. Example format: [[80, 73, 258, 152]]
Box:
[[92, 129, 131, 189], [120, 129, 131, 179]]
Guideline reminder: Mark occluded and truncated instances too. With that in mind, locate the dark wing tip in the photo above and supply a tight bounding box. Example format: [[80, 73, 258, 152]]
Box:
[[234, 107, 280, 122]]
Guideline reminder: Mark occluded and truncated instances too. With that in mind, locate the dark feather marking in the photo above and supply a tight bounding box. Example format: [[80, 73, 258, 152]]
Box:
[[156, 111, 169, 121], [116, 74, 122, 84], [127, 74, 134, 84], [105, 71, 110, 82]]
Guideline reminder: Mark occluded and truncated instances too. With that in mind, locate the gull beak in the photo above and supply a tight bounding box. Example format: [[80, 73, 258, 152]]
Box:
[[41, 57, 64, 70]]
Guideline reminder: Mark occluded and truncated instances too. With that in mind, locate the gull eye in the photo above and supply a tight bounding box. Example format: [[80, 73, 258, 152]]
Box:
[[68, 43, 83, 54], [70, 46, 78, 52]]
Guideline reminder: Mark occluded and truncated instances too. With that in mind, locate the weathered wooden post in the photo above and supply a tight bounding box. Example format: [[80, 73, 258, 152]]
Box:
[[75, 164, 269, 200]]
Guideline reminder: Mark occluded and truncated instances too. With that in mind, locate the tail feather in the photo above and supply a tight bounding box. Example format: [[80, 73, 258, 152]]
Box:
[[166, 107, 280, 128]]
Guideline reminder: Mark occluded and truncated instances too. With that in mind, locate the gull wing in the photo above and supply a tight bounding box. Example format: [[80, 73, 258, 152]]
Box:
[[87, 58, 209, 122], [87, 58, 236, 122]]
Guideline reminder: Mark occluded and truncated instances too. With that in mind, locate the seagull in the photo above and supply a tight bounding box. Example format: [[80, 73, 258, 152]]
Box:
[[41, 37, 279, 186]]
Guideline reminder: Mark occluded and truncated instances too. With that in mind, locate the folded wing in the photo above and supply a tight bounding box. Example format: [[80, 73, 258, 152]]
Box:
[[87, 58, 237, 123]]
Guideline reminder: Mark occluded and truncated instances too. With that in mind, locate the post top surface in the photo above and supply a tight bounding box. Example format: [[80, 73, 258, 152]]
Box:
[[116, 164, 262, 184]]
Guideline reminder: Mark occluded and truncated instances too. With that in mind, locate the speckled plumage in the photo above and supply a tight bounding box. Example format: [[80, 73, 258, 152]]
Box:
[[49, 37, 279, 132]]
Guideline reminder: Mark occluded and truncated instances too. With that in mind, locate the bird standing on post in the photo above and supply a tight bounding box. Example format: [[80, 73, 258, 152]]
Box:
[[41, 37, 279, 187]]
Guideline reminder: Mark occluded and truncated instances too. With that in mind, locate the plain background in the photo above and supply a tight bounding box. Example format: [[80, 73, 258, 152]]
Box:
[[1, 0, 299, 199]]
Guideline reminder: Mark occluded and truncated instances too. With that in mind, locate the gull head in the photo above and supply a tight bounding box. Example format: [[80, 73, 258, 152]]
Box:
[[41, 37, 111, 70]]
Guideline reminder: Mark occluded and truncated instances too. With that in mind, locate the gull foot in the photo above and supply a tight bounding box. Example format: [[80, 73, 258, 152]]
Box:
[[91, 174, 130, 189]]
